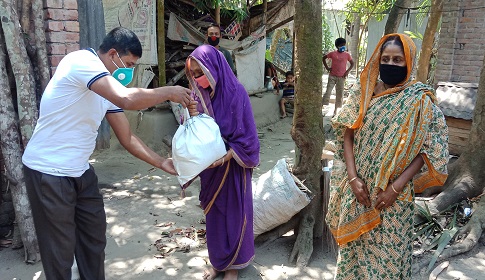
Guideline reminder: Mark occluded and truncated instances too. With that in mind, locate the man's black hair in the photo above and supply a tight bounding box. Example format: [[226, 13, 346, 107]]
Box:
[[99, 27, 142, 58], [285, 71, 294, 77], [335, 37, 346, 48], [207, 23, 222, 33]]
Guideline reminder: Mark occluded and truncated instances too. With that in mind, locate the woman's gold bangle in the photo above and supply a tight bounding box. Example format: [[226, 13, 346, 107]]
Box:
[[348, 176, 358, 183], [391, 184, 399, 194]]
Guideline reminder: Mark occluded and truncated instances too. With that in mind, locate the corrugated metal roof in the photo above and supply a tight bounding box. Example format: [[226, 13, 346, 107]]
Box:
[[436, 82, 478, 120]]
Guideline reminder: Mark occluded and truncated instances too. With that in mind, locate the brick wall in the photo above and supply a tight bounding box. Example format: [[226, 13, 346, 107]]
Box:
[[44, 0, 80, 75], [435, 0, 485, 83]]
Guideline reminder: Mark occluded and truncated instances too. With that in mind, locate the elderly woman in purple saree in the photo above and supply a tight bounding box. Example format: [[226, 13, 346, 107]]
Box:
[[185, 45, 260, 280]]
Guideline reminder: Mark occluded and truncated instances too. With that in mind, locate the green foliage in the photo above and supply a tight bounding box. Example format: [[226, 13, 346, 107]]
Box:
[[192, 0, 248, 22], [414, 202, 463, 272], [322, 14, 334, 53], [404, 30, 424, 40], [345, 0, 393, 23], [415, 0, 431, 27]]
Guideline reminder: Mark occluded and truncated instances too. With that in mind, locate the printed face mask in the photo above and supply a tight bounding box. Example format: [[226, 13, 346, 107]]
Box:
[[194, 74, 211, 89], [338, 46, 346, 52], [112, 52, 134, 86], [379, 64, 408, 86], [207, 36, 220, 47]]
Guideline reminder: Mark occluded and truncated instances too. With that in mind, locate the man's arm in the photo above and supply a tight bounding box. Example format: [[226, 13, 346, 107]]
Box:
[[344, 58, 355, 78], [106, 112, 177, 175], [90, 75, 191, 110], [322, 54, 331, 72], [226, 53, 236, 73]]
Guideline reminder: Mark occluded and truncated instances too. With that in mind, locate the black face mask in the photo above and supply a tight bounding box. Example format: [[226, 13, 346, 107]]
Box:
[[379, 64, 408, 86], [207, 36, 220, 47]]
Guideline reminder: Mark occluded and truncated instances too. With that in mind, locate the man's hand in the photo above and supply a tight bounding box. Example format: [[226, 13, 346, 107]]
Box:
[[159, 158, 177, 175], [166, 86, 192, 108], [350, 178, 371, 207]]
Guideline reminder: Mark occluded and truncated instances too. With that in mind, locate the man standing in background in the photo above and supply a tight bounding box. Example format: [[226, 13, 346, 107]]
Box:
[[322, 37, 354, 115], [206, 23, 236, 74]]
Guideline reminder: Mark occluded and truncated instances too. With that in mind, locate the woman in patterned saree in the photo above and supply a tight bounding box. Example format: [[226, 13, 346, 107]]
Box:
[[185, 45, 260, 280], [326, 33, 449, 279]]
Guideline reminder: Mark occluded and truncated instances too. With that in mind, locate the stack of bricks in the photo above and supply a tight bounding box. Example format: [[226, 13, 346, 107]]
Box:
[[435, 0, 485, 84], [44, 0, 79, 75]]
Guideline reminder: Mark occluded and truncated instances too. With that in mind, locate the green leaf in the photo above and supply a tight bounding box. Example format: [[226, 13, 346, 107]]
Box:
[[427, 226, 459, 272], [416, 202, 432, 222], [414, 222, 435, 239]]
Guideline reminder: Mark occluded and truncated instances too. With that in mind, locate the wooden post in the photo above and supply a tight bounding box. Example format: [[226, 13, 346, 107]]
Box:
[[157, 0, 166, 86], [78, 0, 111, 150], [263, 0, 267, 25], [215, 2, 221, 25], [322, 150, 338, 258]]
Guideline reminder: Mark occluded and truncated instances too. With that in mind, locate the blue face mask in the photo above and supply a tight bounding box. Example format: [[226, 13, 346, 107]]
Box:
[[338, 46, 346, 52], [112, 52, 134, 86]]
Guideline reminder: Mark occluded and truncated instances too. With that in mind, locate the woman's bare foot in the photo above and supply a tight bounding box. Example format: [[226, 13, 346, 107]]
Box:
[[203, 266, 219, 280], [223, 269, 238, 280]]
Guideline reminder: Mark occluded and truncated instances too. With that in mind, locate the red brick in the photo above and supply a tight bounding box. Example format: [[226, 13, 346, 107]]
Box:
[[64, 21, 79, 32], [64, 0, 78, 10], [45, 9, 63, 20], [66, 43, 79, 54], [460, 17, 474, 23], [45, 20, 64, 32], [47, 43, 67, 55], [44, 0, 62, 9], [464, 32, 483, 39], [64, 10, 78, 21], [50, 66, 57, 76], [462, 23, 480, 29], [45, 8, 78, 21], [49, 55, 65, 67], [46, 31, 79, 43]]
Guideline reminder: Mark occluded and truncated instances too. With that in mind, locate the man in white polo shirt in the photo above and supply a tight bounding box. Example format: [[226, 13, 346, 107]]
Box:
[[22, 27, 192, 280]]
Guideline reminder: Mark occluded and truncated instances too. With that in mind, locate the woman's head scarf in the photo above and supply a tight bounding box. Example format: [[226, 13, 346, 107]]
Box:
[[352, 33, 421, 129]]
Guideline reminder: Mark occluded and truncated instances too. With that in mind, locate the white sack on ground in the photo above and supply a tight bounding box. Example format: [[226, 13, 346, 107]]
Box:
[[252, 158, 312, 237]]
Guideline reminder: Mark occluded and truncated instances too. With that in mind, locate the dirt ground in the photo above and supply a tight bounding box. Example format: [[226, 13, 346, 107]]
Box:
[[2, 80, 485, 279]]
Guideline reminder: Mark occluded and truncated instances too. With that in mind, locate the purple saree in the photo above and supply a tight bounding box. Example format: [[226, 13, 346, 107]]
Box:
[[185, 45, 260, 271]]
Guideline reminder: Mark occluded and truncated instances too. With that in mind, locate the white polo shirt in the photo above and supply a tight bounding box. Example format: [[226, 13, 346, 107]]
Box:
[[22, 48, 123, 177]]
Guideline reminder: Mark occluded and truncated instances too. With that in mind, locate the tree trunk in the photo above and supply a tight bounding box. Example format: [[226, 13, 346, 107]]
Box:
[[32, 0, 51, 95], [288, 0, 324, 267], [424, 50, 485, 260], [0, 0, 38, 146], [0, 28, 40, 264], [384, 0, 412, 35], [416, 0, 443, 83], [349, 15, 360, 77]]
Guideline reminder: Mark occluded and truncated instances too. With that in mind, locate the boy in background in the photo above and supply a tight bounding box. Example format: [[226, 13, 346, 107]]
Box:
[[322, 38, 354, 115], [278, 71, 295, 118]]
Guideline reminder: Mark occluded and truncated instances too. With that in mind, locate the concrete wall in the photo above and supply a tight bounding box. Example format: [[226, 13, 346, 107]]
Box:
[[119, 92, 281, 154], [435, 0, 485, 83]]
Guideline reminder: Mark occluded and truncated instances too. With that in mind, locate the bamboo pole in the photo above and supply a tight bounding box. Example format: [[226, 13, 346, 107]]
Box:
[[157, 0, 166, 86], [263, 0, 267, 25], [215, 2, 221, 25]]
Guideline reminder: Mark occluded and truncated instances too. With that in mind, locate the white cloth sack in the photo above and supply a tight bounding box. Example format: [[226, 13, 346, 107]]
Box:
[[172, 109, 227, 186], [252, 159, 312, 237]]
